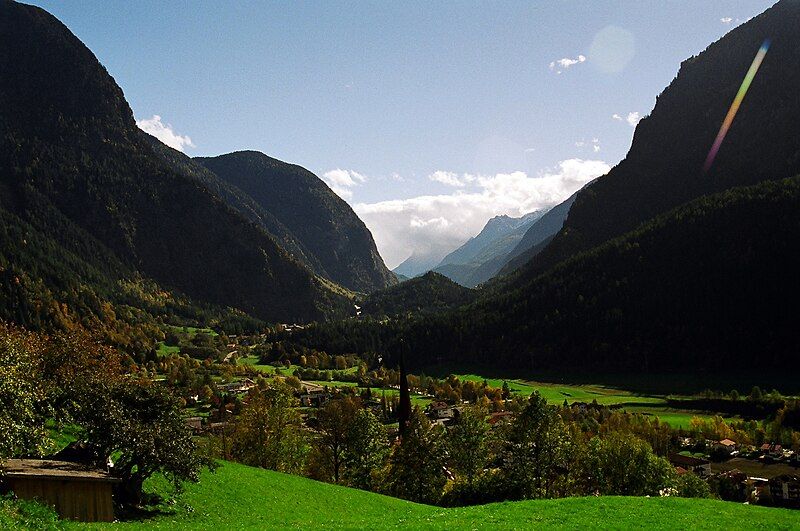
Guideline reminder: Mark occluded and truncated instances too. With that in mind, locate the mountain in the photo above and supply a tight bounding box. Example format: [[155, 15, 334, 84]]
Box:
[[361, 272, 474, 318], [436, 211, 543, 269], [195, 152, 395, 294], [497, 188, 583, 276], [0, 0, 349, 329], [281, 3, 800, 380], [432, 211, 544, 287], [422, 176, 800, 375], [146, 140, 324, 276], [295, 176, 800, 378], [392, 252, 447, 279], [525, 0, 800, 276]]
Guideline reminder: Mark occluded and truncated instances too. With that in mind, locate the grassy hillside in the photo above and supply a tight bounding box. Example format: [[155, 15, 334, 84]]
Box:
[[66, 461, 800, 529]]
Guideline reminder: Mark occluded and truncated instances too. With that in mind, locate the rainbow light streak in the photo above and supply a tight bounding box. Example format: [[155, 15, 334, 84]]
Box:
[[703, 39, 771, 173]]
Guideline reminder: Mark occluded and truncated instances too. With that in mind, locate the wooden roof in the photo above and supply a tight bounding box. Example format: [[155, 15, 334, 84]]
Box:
[[669, 453, 710, 467], [2, 459, 119, 483]]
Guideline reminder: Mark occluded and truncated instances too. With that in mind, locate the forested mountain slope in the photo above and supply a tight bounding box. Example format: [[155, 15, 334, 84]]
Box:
[[0, 1, 349, 325], [526, 0, 800, 275], [420, 176, 800, 374], [147, 140, 326, 276], [196, 152, 396, 294], [360, 272, 474, 318], [285, 177, 800, 377]]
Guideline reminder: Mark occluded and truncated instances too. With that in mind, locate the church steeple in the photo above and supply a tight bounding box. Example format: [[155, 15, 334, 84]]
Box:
[[397, 339, 411, 438]]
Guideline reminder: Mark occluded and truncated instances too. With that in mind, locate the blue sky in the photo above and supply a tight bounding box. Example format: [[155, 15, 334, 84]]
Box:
[[30, 1, 774, 267]]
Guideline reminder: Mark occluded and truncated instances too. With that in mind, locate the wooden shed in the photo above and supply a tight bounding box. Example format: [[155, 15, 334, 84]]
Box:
[[1, 459, 119, 522]]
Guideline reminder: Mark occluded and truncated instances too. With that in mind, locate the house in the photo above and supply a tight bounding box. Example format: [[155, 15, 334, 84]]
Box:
[[750, 477, 771, 502], [300, 381, 325, 394], [217, 378, 255, 395], [0, 459, 119, 522], [207, 422, 230, 433], [299, 392, 331, 408], [184, 416, 204, 434], [668, 453, 712, 476], [487, 411, 514, 427], [769, 474, 800, 507], [715, 439, 737, 454], [425, 401, 455, 420]]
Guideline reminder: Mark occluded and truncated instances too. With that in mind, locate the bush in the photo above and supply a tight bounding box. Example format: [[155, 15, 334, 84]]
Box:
[[0, 494, 62, 530], [440, 471, 513, 507], [676, 472, 713, 498]]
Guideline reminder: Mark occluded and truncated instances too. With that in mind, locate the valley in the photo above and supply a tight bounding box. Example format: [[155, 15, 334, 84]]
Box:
[[2, 0, 800, 528]]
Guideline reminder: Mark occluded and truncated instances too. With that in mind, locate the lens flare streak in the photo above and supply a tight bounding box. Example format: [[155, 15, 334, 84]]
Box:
[[703, 39, 771, 172]]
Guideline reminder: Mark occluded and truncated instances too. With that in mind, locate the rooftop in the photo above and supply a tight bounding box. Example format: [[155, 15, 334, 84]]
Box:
[[1, 459, 119, 483]]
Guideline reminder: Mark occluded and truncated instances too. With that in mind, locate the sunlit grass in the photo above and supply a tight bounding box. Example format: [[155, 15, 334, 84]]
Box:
[[66, 461, 800, 529]]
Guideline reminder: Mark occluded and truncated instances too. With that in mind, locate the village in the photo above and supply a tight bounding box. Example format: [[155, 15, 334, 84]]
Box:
[[6, 325, 798, 524], [170, 327, 800, 510]]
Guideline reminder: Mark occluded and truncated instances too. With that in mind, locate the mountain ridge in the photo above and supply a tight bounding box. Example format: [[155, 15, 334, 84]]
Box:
[[525, 0, 800, 275], [430, 210, 544, 287], [196, 151, 396, 294], [0, 0, 350, 325]]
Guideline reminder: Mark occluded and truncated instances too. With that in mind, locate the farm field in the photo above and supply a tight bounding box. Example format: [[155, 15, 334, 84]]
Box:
[[233, 360, 740, 428], [454, 374, 734, 428], [155, 343, 180, 356], [302, 380, 432, 406], [67, 461, 800, 530], [237, 356, 300, 374], [712, 458, 800, 480]]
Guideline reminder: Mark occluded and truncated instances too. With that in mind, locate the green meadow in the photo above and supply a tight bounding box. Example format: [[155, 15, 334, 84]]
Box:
[[453, 374, 732, 428], [232, 359, 736, 428], [68, 461, 800, 530]]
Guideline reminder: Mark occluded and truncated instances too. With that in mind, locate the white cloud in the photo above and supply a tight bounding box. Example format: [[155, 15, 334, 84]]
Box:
[[549, 54, 586, 74], [625, 111, 641, 127], [612, 111, 641, 127], [720, 17, 733, 24], [321, 169, 367, 200], [355, 159, 611, 268], [429, 171, 465, 187], [323, 168, 366, 187], [136, 115, 195, 152]]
